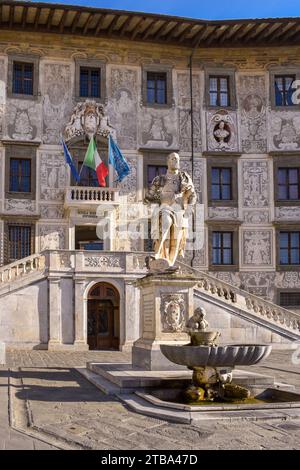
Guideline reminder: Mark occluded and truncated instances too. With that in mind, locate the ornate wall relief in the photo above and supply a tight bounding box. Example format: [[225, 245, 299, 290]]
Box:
[[193, 158, 205, 203], [4, 199, 36, 214], [40, 204, 64, 219], [39, 225, 67, 251], [0, 58, 5, 137], [276, 272, 300, 288], [208, 271, 241, 287], [42, 63, 73, 144], [5, 100, 40, 141], [269, 111, 300, 150], [118, 155, 137, 202], [107, 67, 138, 149], [242, 230, 273, 266], [275, 206, 300, 221], [209, 207, 238, 219], [238, 75, 267, 153], [176, 72, 201, 152], [84, 254, 125, 271], [40, 152, 66, 202], [240, 272, 276, 302], [139, 107, 178, 149], [206, 109, 238, 152], [243, 210, 269, 224], [242, 161, 269, 207], [160, 293, 186, 333]]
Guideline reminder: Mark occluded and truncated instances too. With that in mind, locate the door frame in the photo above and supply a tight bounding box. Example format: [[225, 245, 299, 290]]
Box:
[[87, 281, 120, 350]]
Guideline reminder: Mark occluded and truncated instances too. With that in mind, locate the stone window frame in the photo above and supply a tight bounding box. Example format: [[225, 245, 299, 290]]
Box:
[[275, 223, 300, 271], [206, 156, 238, 207], [273, 155, 300, 206], [142, 64, 173, 109], [269, 66, 300, 110], [7, 53, 40, 100], [143, 152, 169, 191], [74, 58, 106, 103], [204, 66, 237, 110], [277, 289, 300, 309], [3, 220, 35, 264], [5, 144, 37, 200], [207, 221, 240, 271]]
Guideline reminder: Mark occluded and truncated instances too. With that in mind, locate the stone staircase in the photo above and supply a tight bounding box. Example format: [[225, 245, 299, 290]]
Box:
[[0, 253, 47, 295], [177, 261, 300, 342]]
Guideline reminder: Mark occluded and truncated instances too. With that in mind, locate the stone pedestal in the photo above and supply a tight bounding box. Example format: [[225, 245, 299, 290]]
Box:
[[132, 272, 197, 370]]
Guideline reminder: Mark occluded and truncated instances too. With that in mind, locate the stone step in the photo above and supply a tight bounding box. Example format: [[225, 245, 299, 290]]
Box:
[[76, 367, 137, 395]]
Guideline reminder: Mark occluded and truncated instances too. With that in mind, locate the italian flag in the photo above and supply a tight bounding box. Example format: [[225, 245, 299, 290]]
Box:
[[83, 137, 108, 187]]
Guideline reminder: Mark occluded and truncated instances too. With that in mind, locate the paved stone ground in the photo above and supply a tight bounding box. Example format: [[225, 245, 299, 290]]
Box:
[[2, 349, 300, 450]]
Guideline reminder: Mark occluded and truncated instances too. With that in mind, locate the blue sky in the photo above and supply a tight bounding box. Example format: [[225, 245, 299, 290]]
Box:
[[35, 0, 300, 20]]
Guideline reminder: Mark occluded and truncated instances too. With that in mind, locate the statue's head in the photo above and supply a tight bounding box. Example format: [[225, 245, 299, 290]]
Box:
[[167, 152, 180, 171]]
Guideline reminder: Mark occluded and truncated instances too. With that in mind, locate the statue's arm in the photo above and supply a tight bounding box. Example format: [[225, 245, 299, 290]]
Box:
[[144, 176, 160, 204]]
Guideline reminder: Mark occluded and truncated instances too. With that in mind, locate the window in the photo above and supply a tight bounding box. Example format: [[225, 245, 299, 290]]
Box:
[[275, 75, 296, 106], [280, 292, 300, 307], [212, 232, 233, 265], [12, 62, 33, 95], [77, 162, 99, 187], [211, 168, 232, 200], [9, 159, 31, 193], [278, 168, 300, 201], [75, 59, 106, 102], [147, 72, 167, 105], [279, 231, 300, 265], [147, 165, 167, 185], [8, 225, 32, 262], [209, 76, 230, 107], [80, 67, 101, 98]]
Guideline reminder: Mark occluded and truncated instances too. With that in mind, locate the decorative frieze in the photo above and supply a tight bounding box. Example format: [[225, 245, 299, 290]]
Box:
[[107, 66, 138, 149], [40, 204, 64, 219], [4, 199, 36, 214], [39, 225, 67, 251], [269, 111, 300, 151], [243, 210, 269, 224], [275, 206, 300, 220], [242, 230, 273, 266], [42, 63, 73, 144], [208, 207, 238, 219], [240, 272, 276, 301], [238, 75, 267, 153], [40, 152, 66, 202], [139, 107, 178, 150], [242, 161, 269, 208], [84, 254, 124, 270], [5, 100, 41, 141], [177, 72, 202, 152]]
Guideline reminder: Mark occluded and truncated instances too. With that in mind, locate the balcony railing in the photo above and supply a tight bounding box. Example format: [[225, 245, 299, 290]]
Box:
[[65, 186, 119, 207]]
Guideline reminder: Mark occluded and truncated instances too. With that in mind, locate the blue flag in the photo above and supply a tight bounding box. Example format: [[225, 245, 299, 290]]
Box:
[[108, 135, 130, 183], [61, 139, 80, 183]]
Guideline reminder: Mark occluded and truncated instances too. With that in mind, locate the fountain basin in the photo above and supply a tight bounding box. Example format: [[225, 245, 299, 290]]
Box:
[[160, 344, 272, 368]]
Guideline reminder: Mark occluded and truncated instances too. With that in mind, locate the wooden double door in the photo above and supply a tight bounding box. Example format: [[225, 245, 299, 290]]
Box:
[[87, 283, 120, 350]]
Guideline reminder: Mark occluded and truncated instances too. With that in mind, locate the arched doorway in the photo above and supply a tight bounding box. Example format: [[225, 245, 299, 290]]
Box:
[[87, 283, 120, 350]]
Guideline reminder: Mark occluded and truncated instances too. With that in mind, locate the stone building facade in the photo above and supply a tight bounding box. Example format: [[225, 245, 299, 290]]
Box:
[[0, 1, 300, 350]]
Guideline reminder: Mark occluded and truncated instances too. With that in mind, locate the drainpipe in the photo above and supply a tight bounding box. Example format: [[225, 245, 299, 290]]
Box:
[[189, 46, 197, 267]]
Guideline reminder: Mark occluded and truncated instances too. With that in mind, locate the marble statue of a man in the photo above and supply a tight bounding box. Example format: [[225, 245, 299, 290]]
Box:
[[145, 152, 196, 267]]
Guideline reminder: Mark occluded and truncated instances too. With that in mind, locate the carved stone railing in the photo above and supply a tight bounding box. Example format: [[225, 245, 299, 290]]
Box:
[[0, 253, 46, 285], [65, 186, 119, 207], [177, 261, 300, 341]]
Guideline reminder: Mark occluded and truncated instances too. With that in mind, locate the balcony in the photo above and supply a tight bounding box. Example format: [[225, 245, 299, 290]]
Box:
[[65, 186, 119, 209]]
